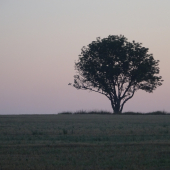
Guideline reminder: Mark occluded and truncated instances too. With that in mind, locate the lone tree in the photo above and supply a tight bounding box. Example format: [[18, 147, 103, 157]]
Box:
[[70, 35, 163, 113]]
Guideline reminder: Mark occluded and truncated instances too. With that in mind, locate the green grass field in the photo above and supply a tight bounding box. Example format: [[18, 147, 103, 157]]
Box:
[[0, 113, 170, 170]]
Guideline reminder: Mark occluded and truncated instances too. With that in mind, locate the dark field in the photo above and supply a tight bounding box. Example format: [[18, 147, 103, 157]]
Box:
[[1, 114, 170, 170]]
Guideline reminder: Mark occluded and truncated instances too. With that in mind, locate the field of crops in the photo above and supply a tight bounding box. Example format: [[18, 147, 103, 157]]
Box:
[[0, 114, 170, 170]]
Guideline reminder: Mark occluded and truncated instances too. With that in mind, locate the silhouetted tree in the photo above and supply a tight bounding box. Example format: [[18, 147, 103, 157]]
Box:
[[70, 35, 163, 113]]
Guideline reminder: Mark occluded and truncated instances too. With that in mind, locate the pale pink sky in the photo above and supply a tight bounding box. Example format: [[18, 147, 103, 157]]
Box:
[[0, 1, 170, 114]]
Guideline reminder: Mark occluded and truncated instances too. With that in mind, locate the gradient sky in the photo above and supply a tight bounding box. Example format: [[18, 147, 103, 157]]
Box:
[[0, 0, 170, 114]]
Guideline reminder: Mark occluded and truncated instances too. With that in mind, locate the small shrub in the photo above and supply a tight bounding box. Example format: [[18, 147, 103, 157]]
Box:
[[58, 112, 72, 114], [147, 111, 167, 115]]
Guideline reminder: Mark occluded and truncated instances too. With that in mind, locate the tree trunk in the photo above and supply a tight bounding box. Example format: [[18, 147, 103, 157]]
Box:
[[110, 99, 121, 114]]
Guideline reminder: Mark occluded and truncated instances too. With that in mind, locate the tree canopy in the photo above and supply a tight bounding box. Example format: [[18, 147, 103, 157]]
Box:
[[71, 35, 163, 113]]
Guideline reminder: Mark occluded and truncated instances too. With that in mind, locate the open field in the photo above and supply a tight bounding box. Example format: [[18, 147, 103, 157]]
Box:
[[0, 114, 170, 170]]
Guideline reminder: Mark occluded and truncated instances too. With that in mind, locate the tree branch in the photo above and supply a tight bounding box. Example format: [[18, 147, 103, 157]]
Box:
[[75, 84, 111, 100], [120, 87, 136, 112], [120, 80, 133, 100]]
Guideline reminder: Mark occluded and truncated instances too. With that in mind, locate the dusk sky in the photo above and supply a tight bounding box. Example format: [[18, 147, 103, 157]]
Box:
[[1, 1, 170, 114]]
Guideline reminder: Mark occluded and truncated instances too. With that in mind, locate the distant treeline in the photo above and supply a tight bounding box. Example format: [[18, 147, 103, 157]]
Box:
[[58, 111, 169, 115]]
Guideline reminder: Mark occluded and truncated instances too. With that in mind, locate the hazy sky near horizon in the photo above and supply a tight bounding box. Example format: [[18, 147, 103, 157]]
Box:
[[0, 0, 170, 114]]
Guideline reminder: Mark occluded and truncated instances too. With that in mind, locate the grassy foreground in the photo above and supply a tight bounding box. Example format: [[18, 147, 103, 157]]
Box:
[[0, 113, 170, 170]]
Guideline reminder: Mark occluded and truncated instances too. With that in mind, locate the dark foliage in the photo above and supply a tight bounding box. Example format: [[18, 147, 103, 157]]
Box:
[[58, 111, 169, 115], [71, 35, 163, 113]]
